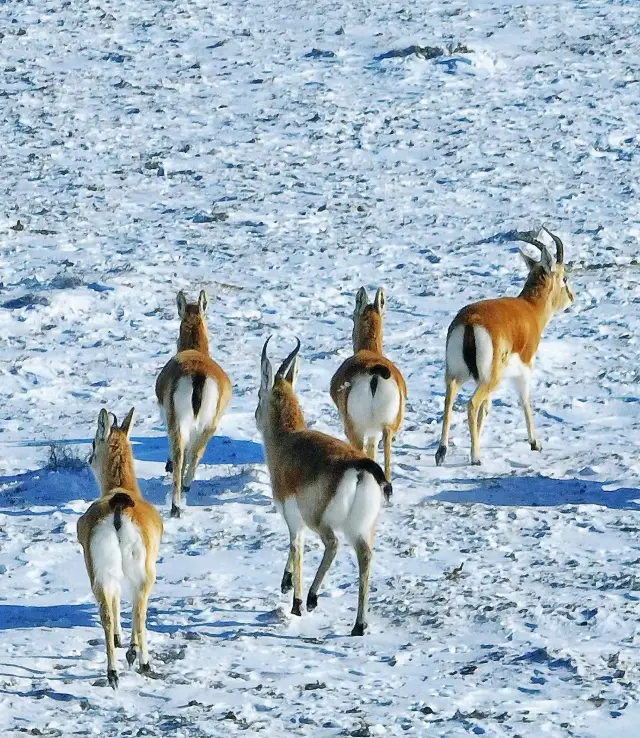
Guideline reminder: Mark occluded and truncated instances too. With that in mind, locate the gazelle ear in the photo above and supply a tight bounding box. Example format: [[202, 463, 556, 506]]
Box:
[[519, 248, 539, 272], [177, 291, 187, 318], [198, 290, 208, 315], [354, 287, 368, 316], [373, 287, 385, 313], [96, 408, 111, 442], [120, 407, 135, 437]]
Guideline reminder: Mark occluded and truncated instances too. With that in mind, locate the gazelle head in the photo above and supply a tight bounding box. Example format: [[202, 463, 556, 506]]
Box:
[[353, 287, 385, 353], [255, 338, 304, 436], [89, 408, 135, 494], [176, 289, 209, 354], [517, 228, 575, 313]]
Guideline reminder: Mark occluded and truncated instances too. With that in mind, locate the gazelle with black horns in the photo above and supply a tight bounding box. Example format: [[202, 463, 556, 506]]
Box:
[[78, 408, 163, 689], [155, 290, 232, 517], [256, 338, 391, 636], [435, 227, 575, 466], [330, 287, 406, 482]]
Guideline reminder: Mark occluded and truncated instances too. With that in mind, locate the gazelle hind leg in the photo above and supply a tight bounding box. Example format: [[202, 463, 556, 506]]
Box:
[[468, 381, 498, 465], [307, 526, 338, 611], [350, 535, 373, 636], [168, 429, 184, 518], [181, 429, 213, 491], [436, 378, 459, 466], [477, 398, 490, 438], [382, 427, 392, 482], [112, 591, 123, 648], [95, 586, 119, 689], [344, 418, 364, 452], [128, 580, 153, 673], [281, 498, 306, 615], [365, 437, 377, 460]]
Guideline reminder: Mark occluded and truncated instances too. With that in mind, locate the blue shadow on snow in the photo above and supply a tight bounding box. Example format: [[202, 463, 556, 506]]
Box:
[[0, 604, 94, 630], [0, 435, 264, 509], [434, 475, 640, 510]]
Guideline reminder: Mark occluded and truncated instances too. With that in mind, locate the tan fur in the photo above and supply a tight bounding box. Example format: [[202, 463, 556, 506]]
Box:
[[436, 229, 575, 466], [330, 288, 406, 481], [155, 290, 232, 517], [256, 339, 391, 636], [77, 408, 162, 688]]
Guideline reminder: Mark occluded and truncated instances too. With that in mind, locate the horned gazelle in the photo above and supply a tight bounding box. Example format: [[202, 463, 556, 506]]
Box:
[[155, 290, 232, 517], [256, 338, 391, 636], [330, 287, 406, 482], [78, 408, 162, 689], [435, 227, 575, 466]]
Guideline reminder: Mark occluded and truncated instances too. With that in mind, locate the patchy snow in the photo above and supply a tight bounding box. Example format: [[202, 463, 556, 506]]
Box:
[[1, 0, 639, 735]]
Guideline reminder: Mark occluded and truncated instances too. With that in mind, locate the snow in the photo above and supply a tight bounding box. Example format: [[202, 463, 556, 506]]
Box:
[[1, 0, 639, 735]]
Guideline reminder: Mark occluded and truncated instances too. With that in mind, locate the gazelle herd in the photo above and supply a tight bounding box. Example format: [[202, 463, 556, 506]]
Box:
[[78, 227, 575, 686]]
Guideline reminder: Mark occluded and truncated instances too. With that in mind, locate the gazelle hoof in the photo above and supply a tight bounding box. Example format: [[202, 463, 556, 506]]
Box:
[[165, 459, 173, 473], [351, 622, 367, 637], [139, 662, 151, 675], [435, 444, 447, 466], [107, 669, 119, 690], [471, 458, 482, 466], [170, 504, 181, 519], [114, 634, 122, 648], [281, 571, 293, 594], [126, 647, 137, 667], [291, 598, 303, 617], [530, 441, 542, 451], [306, 592, 318, 611]]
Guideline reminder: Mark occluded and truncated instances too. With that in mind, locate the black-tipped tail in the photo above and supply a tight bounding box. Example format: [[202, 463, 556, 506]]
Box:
[[348, 458, 392, 502], [462, 325, 479, 381], [109, 492, 135, 532], [370, 364, 391, 398], [191, 374, 206, 417]]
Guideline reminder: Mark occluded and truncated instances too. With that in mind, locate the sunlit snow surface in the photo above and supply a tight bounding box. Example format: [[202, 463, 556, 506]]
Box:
[[1, 0, 640, 735]]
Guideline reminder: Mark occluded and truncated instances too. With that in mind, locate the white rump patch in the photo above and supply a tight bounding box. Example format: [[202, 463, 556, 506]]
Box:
[[322, 468, 381, 544], [172, 375, 219, 448], [346, 374, 401, 438], [446, 325, 493, 385], [90, 517, 123, 594], [90, 514, 146, 594]]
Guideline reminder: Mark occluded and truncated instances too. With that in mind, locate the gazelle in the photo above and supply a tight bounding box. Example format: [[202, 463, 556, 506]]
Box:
[[256, 338, 391, 636], [155, 290, 232, 517], [330, 287, 406, 482], [435, 227, 575, 466], [78, 408, 163, 689]]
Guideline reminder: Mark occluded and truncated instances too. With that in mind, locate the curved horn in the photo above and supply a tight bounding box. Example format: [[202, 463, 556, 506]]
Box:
[[515, 232, 547, 253], [261, 335, 272, 364], [542, 226, 564, 264], [276, 338, 301, 379], [108, 412, 118, 428]]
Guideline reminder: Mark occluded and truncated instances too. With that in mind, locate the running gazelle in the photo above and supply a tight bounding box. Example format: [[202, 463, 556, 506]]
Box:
[[435, 227, 575, 466], [78, 408, 162, 689], [156, 290, 232, 517], [256, 338, 391, 636], [330, 287, 406, 482]]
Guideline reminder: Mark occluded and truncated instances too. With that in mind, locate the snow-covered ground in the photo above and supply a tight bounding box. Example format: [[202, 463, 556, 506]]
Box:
[[1, 0, 640, 734]]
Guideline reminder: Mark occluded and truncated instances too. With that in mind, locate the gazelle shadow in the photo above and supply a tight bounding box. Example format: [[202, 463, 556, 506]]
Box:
[[434, 475, 640, 510]]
